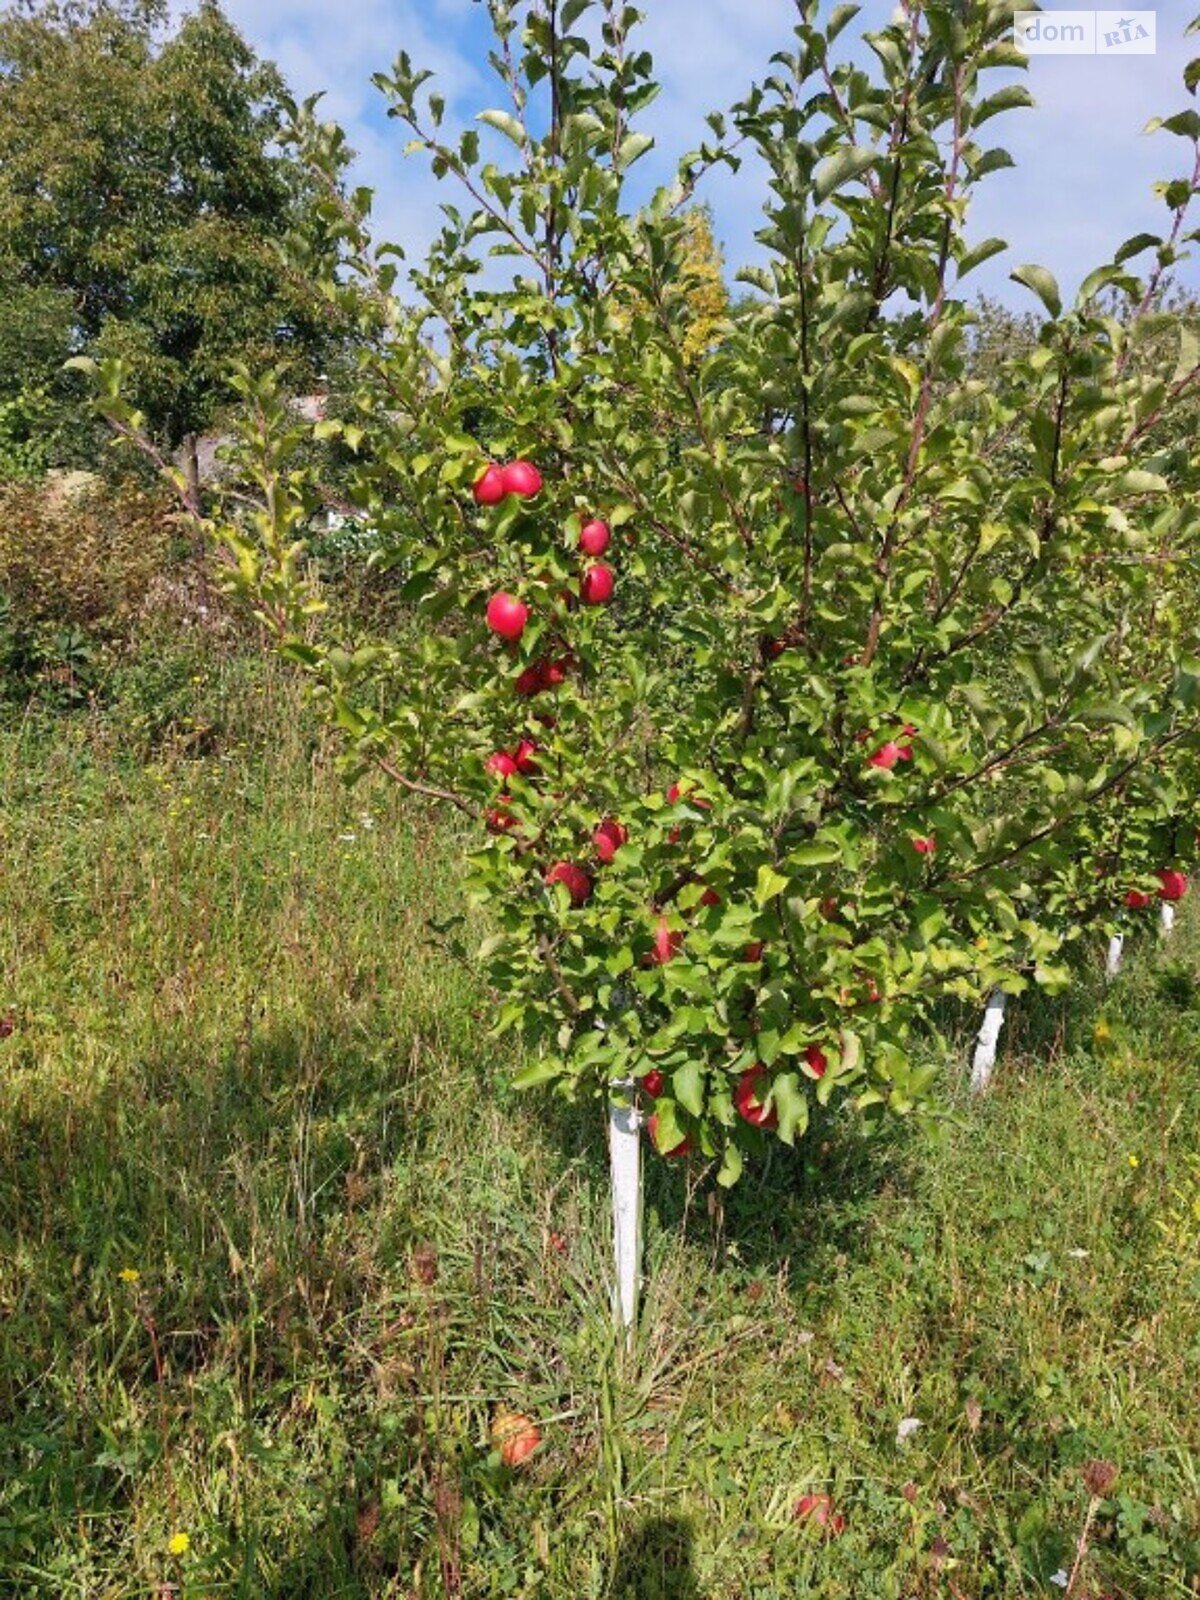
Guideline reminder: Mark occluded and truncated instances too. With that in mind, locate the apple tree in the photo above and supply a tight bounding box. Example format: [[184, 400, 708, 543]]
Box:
[[98, 0, 1200, 1182]]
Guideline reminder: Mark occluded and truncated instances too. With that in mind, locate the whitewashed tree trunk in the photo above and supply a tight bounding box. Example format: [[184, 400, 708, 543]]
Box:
[[1105, 933, 1124, 980], [970, 990, 1007, 1094], [1161, 902, 1177, 936], [608, 1082, 641, 1340]]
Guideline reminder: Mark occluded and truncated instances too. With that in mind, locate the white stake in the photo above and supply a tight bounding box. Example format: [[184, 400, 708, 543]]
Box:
[[608, 1081, 642, 1341], [1161, 902, 1176, 937], [970, 990, 1007, 1095], [1105, 932, 1124, 980]]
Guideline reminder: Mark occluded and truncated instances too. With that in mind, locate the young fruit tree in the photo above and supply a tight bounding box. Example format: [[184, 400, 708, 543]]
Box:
[[93, 4, 1200, 1221]]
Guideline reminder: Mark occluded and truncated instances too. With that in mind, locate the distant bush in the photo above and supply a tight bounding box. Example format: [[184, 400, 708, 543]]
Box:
[[0, 475, 172, 634]]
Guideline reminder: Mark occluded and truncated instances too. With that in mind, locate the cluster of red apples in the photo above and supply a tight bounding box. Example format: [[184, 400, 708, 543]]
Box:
[[473, 458, 829, 1160], [1124, 869, 1188, 911]]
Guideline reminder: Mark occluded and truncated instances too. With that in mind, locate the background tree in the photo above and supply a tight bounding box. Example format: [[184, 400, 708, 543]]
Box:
[[0, 0, 338, 490]]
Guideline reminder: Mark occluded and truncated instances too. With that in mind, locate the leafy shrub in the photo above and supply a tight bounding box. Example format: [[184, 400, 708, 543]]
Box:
[[0, 475, 171, 635]]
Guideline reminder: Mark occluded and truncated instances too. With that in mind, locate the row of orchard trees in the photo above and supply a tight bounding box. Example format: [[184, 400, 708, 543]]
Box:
[[95, 0, 1200, 1185]]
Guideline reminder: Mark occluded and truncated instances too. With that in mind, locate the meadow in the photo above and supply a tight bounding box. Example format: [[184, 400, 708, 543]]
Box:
[[1, 652, 1197, 1599]]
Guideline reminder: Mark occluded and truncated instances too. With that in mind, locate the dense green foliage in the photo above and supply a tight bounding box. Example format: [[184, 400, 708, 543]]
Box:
[[0, 0, 334, 476], [196, 0, 1200, 1179], [0, 673, 1198, 1595]]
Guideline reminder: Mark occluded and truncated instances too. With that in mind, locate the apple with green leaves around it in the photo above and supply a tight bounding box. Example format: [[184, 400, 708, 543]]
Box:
[[803, 1044, 828, 1079], [580, 563, 614, 605], [593, 818, 627, 863], [472, 464, 507, 505], [579, 518, 610, 556], [1158, 869, 1188, 903], [486, 592, 529, 641], [501, 460, 542, 498], [641, 1067, 665, 1098], [646, 915, 683, 965], [647, 1111, 692, 1157], [486, 750, 518, 780], [513, 739, 540, 776], [545, 861, 592, 906], [1125, 889, 1153, 910], [735, 1063, 778, 1130]]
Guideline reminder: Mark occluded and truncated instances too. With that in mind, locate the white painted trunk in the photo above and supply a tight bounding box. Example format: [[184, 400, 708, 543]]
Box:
[[608, 1083, 642, 1339], [970, 990, 1007, 1094], [1105, 933, 1124, 980], [1161, 902, 1177, 936]]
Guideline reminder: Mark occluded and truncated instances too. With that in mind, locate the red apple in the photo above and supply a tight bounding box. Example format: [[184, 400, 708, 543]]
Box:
[[580, 563, 615, 606], [803, 1044, 828, 1079], [515, 659, 548, 696], [793, 1493, 846, 1535], [486, 591, 529, 641], [1157, 869, 1188, 903], [491, 1408, 541, 1467], [545, 861, 592, 906], [647, 1111, 692, 1157], [501, 459, 542, 498], [485, 801, 518, 834], [513, 738, 541, 776], [486, 750, 518, 780], [699, 886, 721, 908], [744, 941, 765, 962], [641, 1068, 665, 1098], [472, 463, 507, 505], [764, 637, 787, 660], [646, 915, 683, 965], [869, 741, 903, 771], [911, 836, 936, 855], [1125, 889, 1153, 910], [593, 818, 627, 863], [666, 781, 711, 809], [735, 1064, 778, 1130], [546, 657, 571, 686], [579, 518, 610, 556]]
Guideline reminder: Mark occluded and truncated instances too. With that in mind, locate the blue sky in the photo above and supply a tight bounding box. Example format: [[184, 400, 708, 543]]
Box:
[[198, 1, 1198, 306]]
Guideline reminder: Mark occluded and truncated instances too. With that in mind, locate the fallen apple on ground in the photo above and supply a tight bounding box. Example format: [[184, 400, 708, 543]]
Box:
[[491, 1408, 541, 1467], [793, 1493, 846, 1535]]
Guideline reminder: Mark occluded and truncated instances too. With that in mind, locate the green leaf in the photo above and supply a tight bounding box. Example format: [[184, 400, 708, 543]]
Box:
[[956, 237, 1006, 278], [616, 132, 654, 169], [717, 1141, 744, 1188], [814, 145, 876, 202], [971, 85, 1035, 127], [1010, 264, 1062, 318], [755, 864, 790, 905], [477, 109, 525, 146], [672, 1060, 706, 1117], [771, 1073, 809, 1146], [1114, 231, 1161, 264], [512, 1058, 561, 1089]]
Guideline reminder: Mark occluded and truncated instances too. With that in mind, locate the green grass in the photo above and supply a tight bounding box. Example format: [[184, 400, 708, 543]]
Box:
[[1, 659, 1198, 1599]]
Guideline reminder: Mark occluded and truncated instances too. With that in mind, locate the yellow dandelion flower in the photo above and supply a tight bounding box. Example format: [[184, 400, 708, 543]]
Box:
[[117, 1267, 141, 1284], [1094, 1020, 1111, 1043], [1127, 1154, 1140, 1170], [167, 1531, 190, 1556]]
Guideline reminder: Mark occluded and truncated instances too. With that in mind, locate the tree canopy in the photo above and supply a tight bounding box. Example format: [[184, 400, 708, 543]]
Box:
[[0, 0, 337, 470]]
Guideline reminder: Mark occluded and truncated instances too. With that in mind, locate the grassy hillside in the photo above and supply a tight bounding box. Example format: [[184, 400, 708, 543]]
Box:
[[1, 662, 1197, 1598]]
